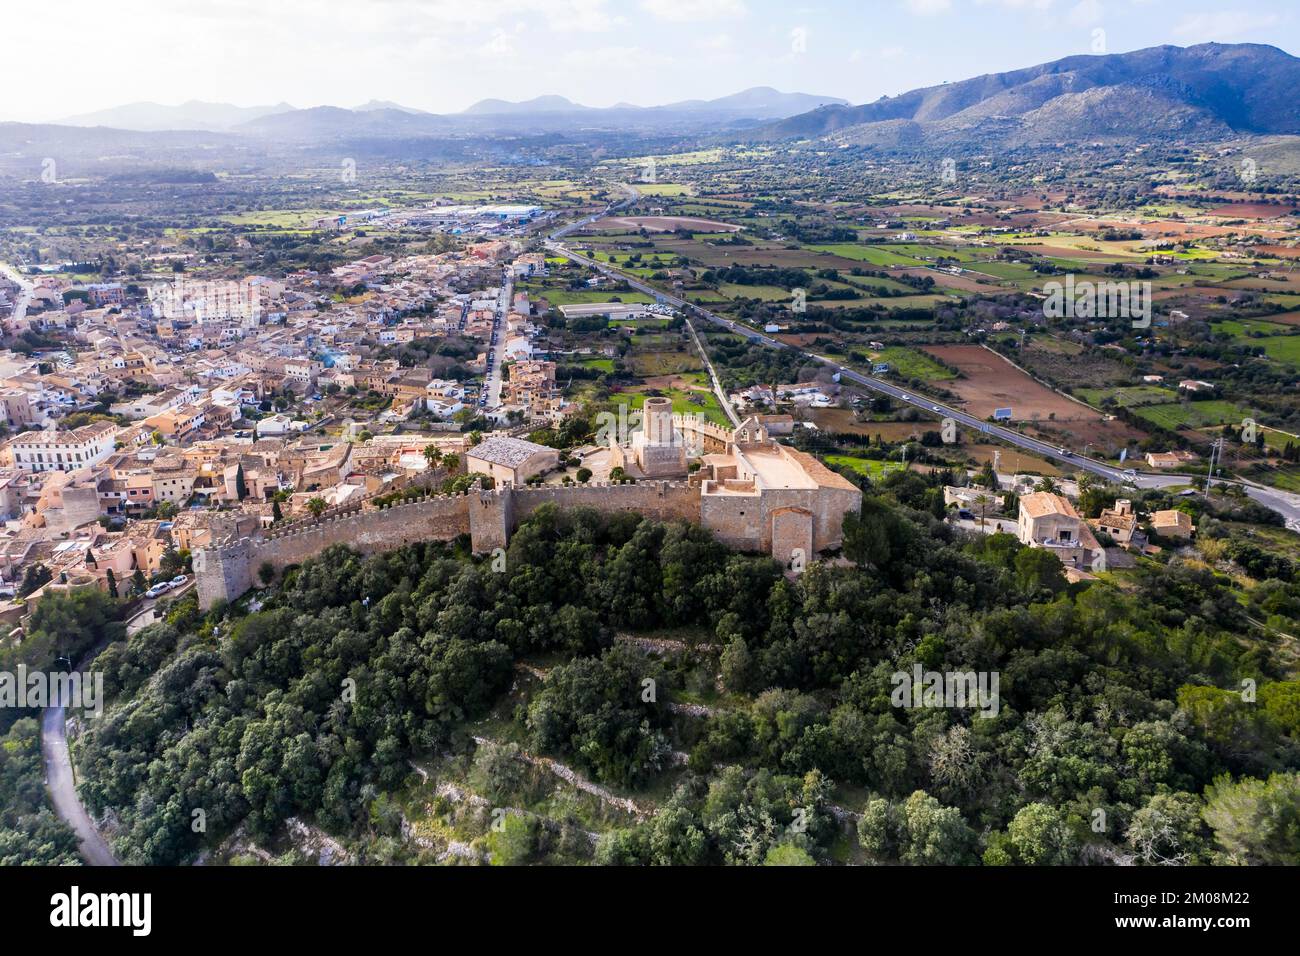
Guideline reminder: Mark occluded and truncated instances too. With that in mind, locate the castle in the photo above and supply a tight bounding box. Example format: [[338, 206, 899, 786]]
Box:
[[193, 413, 862, 608]]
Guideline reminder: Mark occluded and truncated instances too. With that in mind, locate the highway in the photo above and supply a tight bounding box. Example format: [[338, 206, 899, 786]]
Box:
[[547, 192, 1300, 529]]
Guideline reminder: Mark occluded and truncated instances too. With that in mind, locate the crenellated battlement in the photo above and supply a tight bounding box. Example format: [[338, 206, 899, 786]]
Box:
[[194, 473, 857, 609]]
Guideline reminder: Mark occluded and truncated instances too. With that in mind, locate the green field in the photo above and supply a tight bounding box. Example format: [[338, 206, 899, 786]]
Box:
[[624, 387, 730, 426], [871, 346, 957, 381], [536, 289, 656, 306], [825, 455, 905, 479], [1133, 400, 1255, 430], [1075, 385, 1179, 408]]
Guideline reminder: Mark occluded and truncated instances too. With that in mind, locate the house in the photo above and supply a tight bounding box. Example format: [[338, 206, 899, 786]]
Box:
[[1017, 491, 1102, 568], [465, 436, 560, 486], [1151, 509, 1195, 540], [1090, 499, 1140, 546], [945, 486, 1006, 511], [9, 421, 117, 473], [1146, 450, 1196, 470]]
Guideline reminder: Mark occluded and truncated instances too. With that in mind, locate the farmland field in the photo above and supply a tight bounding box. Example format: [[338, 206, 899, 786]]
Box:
[[922, 344, 1142, 448], [1075, 385, 1179, 408], [1132, 400, 1255, 430]]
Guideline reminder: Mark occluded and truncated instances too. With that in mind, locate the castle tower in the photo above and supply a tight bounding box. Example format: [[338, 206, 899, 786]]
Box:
[[644, 397, 674, 446]]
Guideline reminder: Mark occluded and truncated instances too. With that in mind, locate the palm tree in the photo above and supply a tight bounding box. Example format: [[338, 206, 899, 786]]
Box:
[[423, 444, 442, 469], [306, 497, 328, 519], [975, 493, 991, 531], [1034, 476, 1060, 494]]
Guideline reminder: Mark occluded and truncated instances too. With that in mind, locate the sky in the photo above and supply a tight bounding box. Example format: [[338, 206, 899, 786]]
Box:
[[4, 0, 1299, 122]]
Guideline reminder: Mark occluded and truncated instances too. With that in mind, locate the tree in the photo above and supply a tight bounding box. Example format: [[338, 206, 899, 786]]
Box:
[[271, 499, 283, 523], [576, 467, 592, 483], [130, 568, 147, 596], [487, 813, 535, 866], [234, 464, 248, 501], [105, 567, 118, 599], [441, 454, 460, 473], [1006, 803, 1078, 865], [423, 444, 442, 469], [1203, 773, 1300, 865], [17, 563, 52, 598], [857, 791, 976, 864], [306, 497, 328, 519], [763, 844, 816, 866], [1014, 546, 1068, 596]]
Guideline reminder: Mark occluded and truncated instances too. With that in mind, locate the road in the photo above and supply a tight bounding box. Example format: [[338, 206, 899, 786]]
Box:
[[0, 261, 34, 329], [41, 585, 192, 866], [483, 267, 513, 411], [683, 314, 741, 427], [548, 199, 1300, 531]]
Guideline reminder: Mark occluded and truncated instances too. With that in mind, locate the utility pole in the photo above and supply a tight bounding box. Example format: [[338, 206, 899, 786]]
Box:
[[1205, 438, 1222, 497]]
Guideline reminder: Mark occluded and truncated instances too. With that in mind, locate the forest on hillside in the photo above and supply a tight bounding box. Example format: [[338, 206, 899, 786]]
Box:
[[5, 469, 1300, 865]]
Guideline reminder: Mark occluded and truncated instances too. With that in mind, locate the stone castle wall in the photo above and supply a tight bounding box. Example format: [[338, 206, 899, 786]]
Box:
[[195, 477, 856, 608]]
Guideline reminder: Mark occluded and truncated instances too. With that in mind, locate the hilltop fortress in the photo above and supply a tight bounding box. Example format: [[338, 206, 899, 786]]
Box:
[[193, 411, 862, 609]]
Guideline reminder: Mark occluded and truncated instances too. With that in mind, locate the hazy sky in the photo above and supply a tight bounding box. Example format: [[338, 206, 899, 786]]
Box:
[[5, 0, 1299, 121]]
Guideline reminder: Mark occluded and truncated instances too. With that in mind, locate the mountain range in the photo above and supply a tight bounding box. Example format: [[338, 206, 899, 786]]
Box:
[[59, 100, 296, 132], [52, 87, 847, 137], [13, 44, 1300, 159], [752, 43, 1300, 148]]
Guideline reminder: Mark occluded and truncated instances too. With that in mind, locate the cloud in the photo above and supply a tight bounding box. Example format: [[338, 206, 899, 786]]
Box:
[[640, 0, 747, 22], [1067, 0, 1104, 28], [903, 0, 953, 15], [1173, 11, 1282, 42]]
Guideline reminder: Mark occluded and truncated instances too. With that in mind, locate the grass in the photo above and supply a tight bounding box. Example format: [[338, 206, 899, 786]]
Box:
[[870, 346, 957, 381], [1133, 400, 1255, 430], [624, 387, 730, 426], [1075, 385, 1179, 408], [825, 455, 905, 479], [535, 289, 656, 306], [718, 283, 793, 302]]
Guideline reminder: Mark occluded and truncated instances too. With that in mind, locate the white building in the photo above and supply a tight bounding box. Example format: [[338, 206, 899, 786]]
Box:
[[10, 421, 117, 473]]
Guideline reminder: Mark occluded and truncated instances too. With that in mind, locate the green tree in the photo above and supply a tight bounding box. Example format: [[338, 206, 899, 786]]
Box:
[[763, 844, 816, 866], [1007, 803, 1078, 865], [306, 497, 328, 519], [487, 813, 535, 865], [1203, 773, 1300, 865]]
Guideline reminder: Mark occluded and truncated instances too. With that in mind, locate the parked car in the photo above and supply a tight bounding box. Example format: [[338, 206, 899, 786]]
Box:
[[145, 585, 168, 599], [171, 575, 188, 586]]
